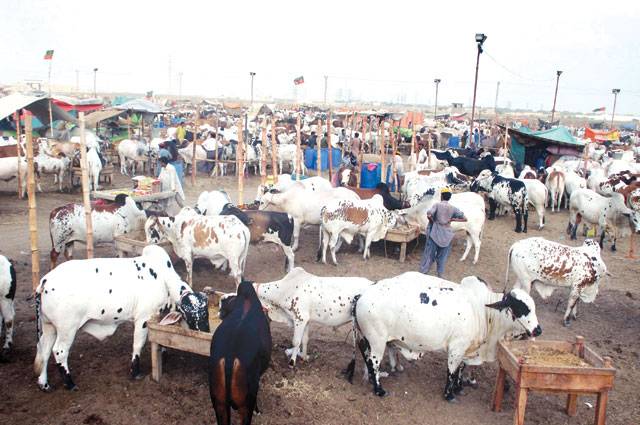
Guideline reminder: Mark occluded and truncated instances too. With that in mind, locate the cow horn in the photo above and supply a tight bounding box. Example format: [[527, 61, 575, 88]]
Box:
[[485, 294, 509, 311]]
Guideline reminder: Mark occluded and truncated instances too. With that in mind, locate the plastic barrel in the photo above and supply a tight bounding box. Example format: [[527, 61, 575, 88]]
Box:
[[304, 148, 315, 169], [448, 136, 460, 148], [360, 162, 382, 188]]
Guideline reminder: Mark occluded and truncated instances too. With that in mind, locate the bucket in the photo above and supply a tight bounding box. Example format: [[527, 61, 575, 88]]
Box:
[[360, 162, 382, 188]]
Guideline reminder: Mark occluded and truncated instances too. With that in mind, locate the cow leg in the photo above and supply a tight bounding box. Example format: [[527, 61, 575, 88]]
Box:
[[35, 322, 57, 391], [570, 299, 579, 320], [282, 245, 295, 272], [210, 358, 231, 425], [460, 232, 472, 262], [0, 299, 15, 354], [52, 327, 80, 390], [358, 337, 387, 397], [329, 233, 341, 266], [387, 345, 404, 373], [444, 347, 465, 402], [286, 321, 308, 367], [320, 227, 330, 264], [599, 230, 606, 249], [292, 220, 301, 251], [523, 209, 528, 233], [49, 249, 60, 270], [185, 257, 194, 286], [363, 233, 374, 260], [514, 211, 523, 233], [488, 198, 497, 220], [64, 242, 74, 261], [130, 320, 149, 379], [563, 292, 581, 326], [300, 322, 311, 361]]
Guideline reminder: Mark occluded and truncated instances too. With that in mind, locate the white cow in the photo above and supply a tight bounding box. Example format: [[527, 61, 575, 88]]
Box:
[[34, 245, 208, 391], [563, 170, 587, 208], [117, 139, 151, 176], [587, 168, 608, 195], [87, 146, 103, 191], [520, 178, 548, 230], [347, 273, 541, 401], [506, 237, 607, 326], [545, 167, 565, 212], [0, 156, 27, 197], [277, 144, 306, 175], [194, 190, 232, 216], [35, 150, 71, 192], [145, 208, 250, 285], [259, 183, 360, 250], [0, 255, 16, 359]]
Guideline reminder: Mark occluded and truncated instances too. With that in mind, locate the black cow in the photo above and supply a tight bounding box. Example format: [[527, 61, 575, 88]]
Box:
[[218, 204, 296, 271], [471, 171, 529, 233], [434, 150, 496, 177], [209, 281, 272, 425]]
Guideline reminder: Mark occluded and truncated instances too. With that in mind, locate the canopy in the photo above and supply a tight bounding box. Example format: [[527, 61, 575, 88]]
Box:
[[0, 93, 78, 124], [504, 125, 585, 168], [114, 98, 165, 114], [512, 126, 584, 147], [52, 95, 103, 113], [84, 109, 125, 127], [585, 128, 619, 143]]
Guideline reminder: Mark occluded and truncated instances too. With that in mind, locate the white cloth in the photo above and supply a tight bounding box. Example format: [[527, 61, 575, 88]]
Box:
[[159, 163, 185, 203], [202, 137, 218, 151]]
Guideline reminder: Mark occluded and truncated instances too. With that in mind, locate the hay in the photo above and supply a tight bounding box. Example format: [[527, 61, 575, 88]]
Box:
[[514, 345, 590, 367], [266, 377, 330, 402]]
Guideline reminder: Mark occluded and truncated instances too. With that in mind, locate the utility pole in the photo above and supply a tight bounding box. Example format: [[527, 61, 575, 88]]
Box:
[[75, 70, 79, 93], [168, 56, 172, 96], [433, 79, 441, 120], [494, 81, 500, 115], [323, 75, 328, 105], [551, 70, 562, 123], [470, 33, 487, 146], [246, 72, 256, 142], [93, 68, 98, 98], [611, 88, 621, 128], [178, 72, 183, 99]]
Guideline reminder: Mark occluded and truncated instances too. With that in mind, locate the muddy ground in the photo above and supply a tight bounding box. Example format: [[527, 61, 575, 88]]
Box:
[[0, 171, 638, 425]]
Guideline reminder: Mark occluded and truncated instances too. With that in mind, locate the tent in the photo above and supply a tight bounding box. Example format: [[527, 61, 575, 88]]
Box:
[[0, 93, 78, 124], [52, 95, 103, 113], [506, 126, 585, 168], [114, 98, 165, 114], [584, 128, 619, 143]]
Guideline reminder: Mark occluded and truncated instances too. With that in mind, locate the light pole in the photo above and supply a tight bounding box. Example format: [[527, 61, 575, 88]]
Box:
[[246, 72, 256, 140], [470, 33, 487, 146], [611, 88, 621, 128], [249, 72, 256, 106], [433, 79, 441, 120], [93, 68, 98, 98], [551, 70, 562, 123]]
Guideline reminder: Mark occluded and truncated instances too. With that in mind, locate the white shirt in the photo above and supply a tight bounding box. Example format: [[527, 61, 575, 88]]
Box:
[[159, 163, 185, 202], [202, 137, 218, 151]]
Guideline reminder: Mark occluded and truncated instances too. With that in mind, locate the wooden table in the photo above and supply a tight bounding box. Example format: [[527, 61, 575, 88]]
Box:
[[492, 336, 615, 425], [114, 230, 174, 258], [92, 188, 175, 203], [384, 225, 421, 262]]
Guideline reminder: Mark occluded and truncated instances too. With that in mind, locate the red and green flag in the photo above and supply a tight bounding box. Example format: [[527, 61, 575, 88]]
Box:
[[43, 50, 54, 60], [592, 107, 605, 113], [293, 76, 304, 85]]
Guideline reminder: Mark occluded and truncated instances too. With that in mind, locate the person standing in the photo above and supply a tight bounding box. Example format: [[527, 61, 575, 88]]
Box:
[[176, 121, 187, 143], [419, 187, 467, 278], [158, 156, 185, 214]]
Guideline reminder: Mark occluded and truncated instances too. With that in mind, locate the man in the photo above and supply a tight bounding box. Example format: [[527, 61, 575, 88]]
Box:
[[338, 128, 348, 146], [176, 121, 187, 143], [420, 187, 467, 278], [307, 131, 317, 150], [158, 156, 185, 214]]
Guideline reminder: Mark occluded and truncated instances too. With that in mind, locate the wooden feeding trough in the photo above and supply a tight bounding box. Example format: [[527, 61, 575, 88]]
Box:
[[149, 291, 225, 382], [492, 336, 615, 425], [114, 230, 174, 258], [384, 225, 421, 262]]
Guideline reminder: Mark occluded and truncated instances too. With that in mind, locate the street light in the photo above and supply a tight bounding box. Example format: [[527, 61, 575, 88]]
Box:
[[470, 33, 487, 146], [93, 68, 98, 98], [249, 72, 256, 106], [246, 72, 256, 140], [433, 79, 441, 120], [551, 70, 563, 123], [611, 88, 621, 128]]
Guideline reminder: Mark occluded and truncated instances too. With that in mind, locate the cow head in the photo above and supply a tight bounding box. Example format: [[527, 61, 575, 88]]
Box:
[[258, 189, 281, 210], [178, 291, 210, 332], [119, 195, 147, 231], [470, 169, 495, 193], [486, 290, 541, 338], [145, 215, 172, 243]]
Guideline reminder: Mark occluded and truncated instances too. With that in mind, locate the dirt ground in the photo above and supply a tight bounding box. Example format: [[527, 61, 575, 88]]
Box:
[[0, 171, 638, 425]]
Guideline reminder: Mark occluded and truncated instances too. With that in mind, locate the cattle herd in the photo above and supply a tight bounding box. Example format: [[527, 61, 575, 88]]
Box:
[[0, 115, 639, 424]]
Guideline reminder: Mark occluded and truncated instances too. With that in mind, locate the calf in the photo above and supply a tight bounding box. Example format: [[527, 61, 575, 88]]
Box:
[[471, 170, 529, 233], [318, 195, 397, 264], [0, 256, 16, 361], [520, 178, 547, 230], [35, 151, 71, 192], [217, 203, 296, 272], [49, 195, 147, 268], [145, 208, 250, 285], [209, 281, 271, 425], [506, 237, 607, 326], [347, 273, 540, 401], [545, 167, 565, 212], [34, 245, 208, 391]]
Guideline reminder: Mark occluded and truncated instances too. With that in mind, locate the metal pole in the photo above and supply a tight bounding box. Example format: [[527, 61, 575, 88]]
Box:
[[93, 68, 98, 98], [470, 47, 481, 146], [494, 81, 500, 116], [611, 89, 620, 129], [323, 75, 328, 105], [551, 70, 562, 123], [434, 79, 440, 120]]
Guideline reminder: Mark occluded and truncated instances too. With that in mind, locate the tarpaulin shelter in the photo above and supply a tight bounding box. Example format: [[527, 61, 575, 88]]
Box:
[[584, 128, 619, 143], [114, 98, 165, 114], [84, 109, 125, 127], [0, 93, 78, 124], [505, 125, 586, 168], [399, 111, 424, 128], [52, 95, 103, 113]]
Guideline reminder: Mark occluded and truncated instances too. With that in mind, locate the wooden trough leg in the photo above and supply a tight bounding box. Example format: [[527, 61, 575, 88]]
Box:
[[595, 391, 609, 425], [399, 242, 407, 263], [151, 342, 162, 382], [566, 393, 578, 416], [514, 386, 528, 425], [492, 367, 506, 412]]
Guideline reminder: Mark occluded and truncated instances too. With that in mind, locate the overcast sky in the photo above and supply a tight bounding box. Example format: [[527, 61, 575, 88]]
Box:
[[3, 0, 639, 115]]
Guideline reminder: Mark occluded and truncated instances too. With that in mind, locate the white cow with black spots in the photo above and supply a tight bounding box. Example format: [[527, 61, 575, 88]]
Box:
[[505, 237, 607, 326], [0, 255, 16, 360], [34, 245, 208, 391], [471, 169, 529, 233], [346, 273, 541, 401]]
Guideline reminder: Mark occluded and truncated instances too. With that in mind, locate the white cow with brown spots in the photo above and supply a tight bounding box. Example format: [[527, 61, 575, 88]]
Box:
[[145, 208, 250, 285], [505, 237, 607, 326], [318, 195, 397, 264]]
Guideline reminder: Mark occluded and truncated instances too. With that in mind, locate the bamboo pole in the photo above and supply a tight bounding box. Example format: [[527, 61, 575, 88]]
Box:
[[357, 116, 365, 188], [427, 128, 432, 169], [327, 111, 333, 180], [317, 119, 322, 177], [24, 114, 40, 291], [78, 112, 94, 259], [48, 100, 54, 138], [410, 120, 416, 172], [380, 119, 386, 184], [270, 117, 279, 182], [237, 119, 245, 206], [14, 111, 22, 198], [191, 109, 199, 185], [295, 114, 302, 180], [260, 119, 267, 185], [213, 115, 219, 177], [391, 121, 398, 193]]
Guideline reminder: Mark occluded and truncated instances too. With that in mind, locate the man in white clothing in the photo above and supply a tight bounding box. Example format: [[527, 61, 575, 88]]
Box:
[[158, 157, 185, 213]]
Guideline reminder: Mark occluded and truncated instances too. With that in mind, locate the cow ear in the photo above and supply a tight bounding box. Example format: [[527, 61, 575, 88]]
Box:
[[486, 295, 508, 311]]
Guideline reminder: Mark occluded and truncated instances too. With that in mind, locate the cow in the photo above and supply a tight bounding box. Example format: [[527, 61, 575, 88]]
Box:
[[496, 162, 515, 178], [506, 237, 608, 326], [0, 255, 16, 361], [520, 178, 548, 230], [216, 203, 296, 272], [209, 280, 271, 425], [258, 183, 360, 251], [318, 195, 398, 264], [397, 190, 485, 264], [194, 190, 232, 216], [587, 168, 608, 195], [545, 167, 565, 212], [0, 156, 28, 197], [34, 146, 71, 192], [145, 208, 250, 285], [277, 144, 306, 175], [337, 179, 405, 211], [471, 170, 529, 233], [254, 174, 333, 204], [85, 146, 103, 191], [49, 194, 147, 268], [432, 150, 496, 177], [518, 165, 537, 180], [117, 139, 153, 176], [346, 273, 541, 401], [598, 170, 639, 196], [402, 167, 469, 206], [563, 170, 587, 208], [34, 245, 208, 391], [568, 188, 640, 251]]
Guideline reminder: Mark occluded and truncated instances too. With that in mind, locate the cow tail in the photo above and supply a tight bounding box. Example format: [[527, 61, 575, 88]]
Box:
[[34, 280, 45, 341], [344, 294, 362, 384], [316, 223, 324, 262], [504, 247, 513, 293], [241, 228, 250, 276]]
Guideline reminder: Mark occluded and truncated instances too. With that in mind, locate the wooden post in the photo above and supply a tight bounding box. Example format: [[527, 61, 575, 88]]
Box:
[[410, 122, 416, 172], [78, 112, 94, 259], [260, 119, 267, 185], [295, 114, 302, 180], [327, 112, 333, 180], [357, 116, 365, 188], [380, 119, 386, 184], [391, 122, 398, 192], [270, 117, 279, 182], [48, 99, 54, 138], [191, 109, 199, 185], [427, 128, 432, 169], [25, 114, 40, 291], [317, 118, 322, 176], [14, 111, 22, 198], [237, 120, 244, 206]]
